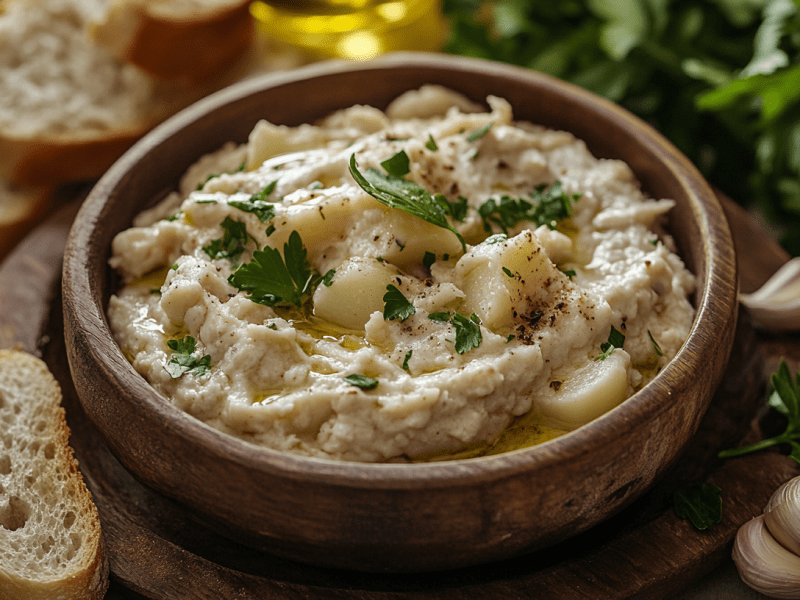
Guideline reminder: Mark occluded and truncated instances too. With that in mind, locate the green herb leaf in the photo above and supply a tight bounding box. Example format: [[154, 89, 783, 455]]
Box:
[[466, 122, 493, 142], [595, 326, 625, 361], [229, 180, 278, 223], [648, 330, 663, 356], [451, 312, 483, 354], [423, 251, 436, 270], [349, 154, 466, 252], [719, 360, 800, 464], [383, 284, 416, 321], [563, 269, 577, 277], [673, 483, 722, 531], [425, 134, 438, 151], [478, 181, 578, 234], [322, 269, 336, 287], [203, 216, 253, 264], [166, 336, 211, 378], [344, 374, 379, 389], [447, 196, 470, 222], [402, 350, 413, 371], [428, 311, 452, 323], [228, 230, 320, 308], [380, 150, 411, 177]]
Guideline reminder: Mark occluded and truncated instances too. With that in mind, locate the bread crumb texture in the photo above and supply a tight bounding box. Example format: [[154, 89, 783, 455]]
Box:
[[0, 0, 157, 139], [0, 350, 107, 600]]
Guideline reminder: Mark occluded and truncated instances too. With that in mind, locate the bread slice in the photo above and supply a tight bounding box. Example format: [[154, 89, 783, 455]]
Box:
[[0, 0, 256, 185], [0, 182, 53, 260], [0, 350, 108, 600], [90, 0, 255, 84]]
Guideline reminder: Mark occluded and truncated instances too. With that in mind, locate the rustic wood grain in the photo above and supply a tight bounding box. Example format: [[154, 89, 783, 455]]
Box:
[[1, 183, 797, 599]]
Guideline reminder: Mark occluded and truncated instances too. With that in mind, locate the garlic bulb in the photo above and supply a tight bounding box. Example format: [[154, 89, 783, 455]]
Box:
[[739, 257, 800, 331], [766, 478, 800, 558], [733, 515, 800, 599], [734, 476, 800, 599]]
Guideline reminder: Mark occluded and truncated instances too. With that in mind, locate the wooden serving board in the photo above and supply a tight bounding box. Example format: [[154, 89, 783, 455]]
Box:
[[1, 188, 798, 600]]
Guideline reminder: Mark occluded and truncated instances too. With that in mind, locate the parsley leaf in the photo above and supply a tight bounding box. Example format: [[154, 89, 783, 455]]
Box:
[[648, 330, 663, 356], [383, 284, 416, 321], [452, 312, 483, 354], [229, 180, 278, 223], [322, 269, 336, 287], [447, 196, 470, 222], [344, 374, 379, 389], [202, 216, 253, 264], [719, 360, 800, 464], [478, 181, 578, 234], [595, 326, 625, 361], [402, 350, 412, 371], [349, 154, 466, 252], [466, 122, 493, 141], [423, 251, 436, 270], [428, 311, 482, 353], [425, 134, 438, 151], [166, 336, 211, 378], [673, 483, 722, 531], [228, 230, 320, 308], [380, 150, 411, 177]]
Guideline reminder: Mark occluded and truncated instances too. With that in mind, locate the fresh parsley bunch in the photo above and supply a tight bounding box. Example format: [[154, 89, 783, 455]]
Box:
[[443, 0, 800, 255]]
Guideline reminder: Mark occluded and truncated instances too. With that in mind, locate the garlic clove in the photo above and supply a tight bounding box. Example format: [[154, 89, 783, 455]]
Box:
[[733, 515, 800, 599], [765, 476, 800, 558], [739, 257, 800, 331]]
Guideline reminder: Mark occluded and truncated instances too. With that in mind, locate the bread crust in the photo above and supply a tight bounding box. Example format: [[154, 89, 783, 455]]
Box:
[[0, 350, 109, 600], [0, 183, 53, 259], [91, 0, 255, 84]]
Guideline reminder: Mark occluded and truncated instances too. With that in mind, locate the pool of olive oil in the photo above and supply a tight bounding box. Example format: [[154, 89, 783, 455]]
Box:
[[250, 0, 445, 60]]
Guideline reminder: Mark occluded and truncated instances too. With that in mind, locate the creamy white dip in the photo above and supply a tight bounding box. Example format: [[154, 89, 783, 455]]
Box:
[[107, 86, 695, 462]]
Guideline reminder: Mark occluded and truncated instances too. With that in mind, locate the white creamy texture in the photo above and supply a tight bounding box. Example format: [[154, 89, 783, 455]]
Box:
[[107, 86, 696, 462]]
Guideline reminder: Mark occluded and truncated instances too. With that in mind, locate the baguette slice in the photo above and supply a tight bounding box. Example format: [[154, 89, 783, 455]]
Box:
[[0, 350, 108, 600], [0, 0, 209, 185], [90, 0, 255, 84]]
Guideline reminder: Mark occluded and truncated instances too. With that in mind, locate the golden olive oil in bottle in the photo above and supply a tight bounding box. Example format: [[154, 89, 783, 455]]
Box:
[[250, 0, 445, 60]]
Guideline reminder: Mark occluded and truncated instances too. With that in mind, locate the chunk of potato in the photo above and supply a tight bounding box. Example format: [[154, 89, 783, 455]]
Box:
[[313, 257, 400, 330], [536, 350, 630, 430], [457, 231, 554, 331], [379, 208, 464, 270]]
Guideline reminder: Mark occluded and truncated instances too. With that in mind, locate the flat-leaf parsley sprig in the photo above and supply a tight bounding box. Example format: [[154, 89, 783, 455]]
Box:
[[429, 311, 483, 354], [349, 153, 466, 252], [166, 336, 211, 379], [478, 181, 579, 234], [228, 230, 322, 309], [719, 360, 800, 464]]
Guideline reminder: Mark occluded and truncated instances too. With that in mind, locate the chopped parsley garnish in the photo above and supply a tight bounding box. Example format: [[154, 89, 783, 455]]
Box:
[[423, 251, 436, 270], [267, 323, 278, 331], [228, 230, 321, 309], [478, 181, 578, 233], [229, 180, 278, 223], [673, 483, 722, 531], [428, 311, 483, 354], [466, 122, 493, 142], [166, 336, 211, 379], [150, 288, 161, 295], [170, 263, 179, 271], [195, 199, 217, 204], [648, 330, 663, 356], [562, 269, 577, 278], [202, 216, 253, 264], [380, 150, 411, 177], [402, 350, 412, 371], [165, 211, 183, 222], [344, 374, 379, 389], [425, 134, 438, 151], [507, 334, 516, 343], [719, 360, 800, 464], [595, 326, 625, 361], [349, 154, 466, 252], [321, 269, 336, 287], [383, 284, 416, 321], [502, 267, 515, 278], [447, 196, 469, 222]]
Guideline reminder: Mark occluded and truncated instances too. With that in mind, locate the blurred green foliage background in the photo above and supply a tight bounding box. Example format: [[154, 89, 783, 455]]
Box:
[[442, 0, 800, 255]]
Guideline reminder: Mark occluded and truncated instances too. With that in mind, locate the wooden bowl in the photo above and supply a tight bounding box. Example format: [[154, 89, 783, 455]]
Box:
[[62, 53, 737, 572]]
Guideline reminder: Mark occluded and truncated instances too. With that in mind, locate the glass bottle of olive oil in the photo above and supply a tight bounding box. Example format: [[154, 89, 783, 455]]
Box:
[[250, 0, 445, 60]]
